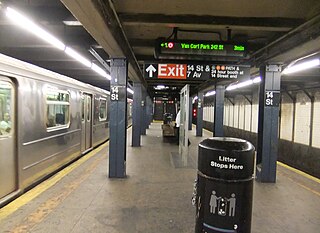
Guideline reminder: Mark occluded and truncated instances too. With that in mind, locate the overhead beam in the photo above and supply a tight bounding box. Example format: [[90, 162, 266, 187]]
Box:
[[250, 14, 320, 64], [119, 13, 303, 32]]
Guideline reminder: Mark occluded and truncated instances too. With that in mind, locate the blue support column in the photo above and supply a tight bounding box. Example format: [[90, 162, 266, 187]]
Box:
[[196, 92, 204, 136], [214, 85, 225, 137], [146, 96, 153, 126], [188, 97, 193, 130], [141, 87, 147, 135], [145, 97, 150, 129], [132, 82, 142, 147], [256, 64, 281, 183], [109, 58, 127, 178]]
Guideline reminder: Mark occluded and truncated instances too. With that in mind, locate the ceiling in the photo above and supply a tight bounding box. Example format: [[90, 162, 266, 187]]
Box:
[[0, 0, 320, 99]]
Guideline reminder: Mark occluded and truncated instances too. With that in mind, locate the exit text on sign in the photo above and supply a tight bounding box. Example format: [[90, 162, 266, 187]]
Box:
[[158, 64, 187, 79]]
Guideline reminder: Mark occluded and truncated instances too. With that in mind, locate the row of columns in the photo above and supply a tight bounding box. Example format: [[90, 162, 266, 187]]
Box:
[[194, 65, 281, 183], [108, 58, 281, 183]]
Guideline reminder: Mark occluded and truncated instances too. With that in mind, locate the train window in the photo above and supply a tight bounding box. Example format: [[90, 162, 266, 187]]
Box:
[[46, 90, 70, 130], [87, 96, 91, 121], [81, 95, 85, 122], [99, 98, 107, 121], [0, 81, 13, 136]]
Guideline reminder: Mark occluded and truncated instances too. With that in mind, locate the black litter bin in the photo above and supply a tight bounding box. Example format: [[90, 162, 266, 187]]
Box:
[[194, 137, 255, 233]]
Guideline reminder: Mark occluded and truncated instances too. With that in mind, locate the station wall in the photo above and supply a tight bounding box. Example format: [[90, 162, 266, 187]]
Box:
[[203, 87, 320, 178]]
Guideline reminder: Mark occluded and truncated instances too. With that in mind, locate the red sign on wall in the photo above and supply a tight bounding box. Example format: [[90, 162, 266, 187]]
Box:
[[144, 63, 249, 80], [158, 64, 187, 79]]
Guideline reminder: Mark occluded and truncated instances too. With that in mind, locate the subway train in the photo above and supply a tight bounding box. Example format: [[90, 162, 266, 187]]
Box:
[[0, 53, 131, 207]]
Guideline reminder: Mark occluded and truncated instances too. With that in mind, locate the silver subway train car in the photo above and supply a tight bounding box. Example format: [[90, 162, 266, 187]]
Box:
[[0, 53, 112, 207]]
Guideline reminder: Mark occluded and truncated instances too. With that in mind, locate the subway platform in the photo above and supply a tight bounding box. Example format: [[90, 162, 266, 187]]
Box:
[[0, 122, 319, 233]]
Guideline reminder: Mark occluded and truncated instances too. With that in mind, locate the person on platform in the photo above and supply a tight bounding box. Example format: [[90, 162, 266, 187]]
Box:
[[175, 110, 180, 144], [175, 109, 190, 146]]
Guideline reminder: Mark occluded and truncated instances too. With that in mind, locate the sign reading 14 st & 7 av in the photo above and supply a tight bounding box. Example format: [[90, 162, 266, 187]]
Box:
[[144, 63, 249, 80]]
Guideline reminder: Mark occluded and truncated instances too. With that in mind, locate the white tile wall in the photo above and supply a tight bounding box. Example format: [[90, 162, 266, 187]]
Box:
[[229, 103, 234, 127], [294, 92, 311, 145], [251, 104, 258, 133], [251, 92, 259, 133], [280, 103, 293, 141], [239, 100, 245, 130], [204, 107, 208, 121], [234, 103, 239, 128], [312, 91, 320, 148], [245, 103, 252, 131], [280, 94, 294, 141], [224, 103, 229, 126], [224, 102, 227, 125]]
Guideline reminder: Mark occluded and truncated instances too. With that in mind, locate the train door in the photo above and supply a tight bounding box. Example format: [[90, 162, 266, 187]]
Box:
[[0, 78, 16, 199], [81, 93, 92, 152]]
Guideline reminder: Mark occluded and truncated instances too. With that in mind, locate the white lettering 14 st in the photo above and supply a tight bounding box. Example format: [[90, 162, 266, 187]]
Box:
[[266, 91, 274, 106]]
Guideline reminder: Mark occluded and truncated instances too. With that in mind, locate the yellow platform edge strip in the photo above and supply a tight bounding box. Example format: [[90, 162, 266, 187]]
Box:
[[277, 161, 320, 184], [0, 142, 108, 221]]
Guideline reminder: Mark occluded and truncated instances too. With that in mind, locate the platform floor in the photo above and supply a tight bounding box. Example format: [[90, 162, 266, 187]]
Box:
[[0, 122, 319, 233]]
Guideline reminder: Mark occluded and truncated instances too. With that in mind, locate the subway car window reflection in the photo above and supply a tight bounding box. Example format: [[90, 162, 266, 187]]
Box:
[[0, 81, 13, 136]]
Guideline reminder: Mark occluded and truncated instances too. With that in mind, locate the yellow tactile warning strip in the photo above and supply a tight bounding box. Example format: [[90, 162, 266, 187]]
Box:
[[153, 120, 163, 123], [277, 161, 320, 197], [0, 141, 108, 222], [277, 161, 320, 184], [10, 154, 104, 233]]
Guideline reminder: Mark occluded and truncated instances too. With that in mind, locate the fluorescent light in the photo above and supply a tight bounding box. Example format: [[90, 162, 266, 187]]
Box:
[[203, 76, 261, 96], [91, 63, 111, 80], [63, 20, 82, 26], [226, 79, 253, 91], [154, 85, 166, 90], [127, 88, 134, 94], [205, 90, 216, 97], [226, 76, 261, 91], [6, 6, 112, 82], [252, 76, 261, 83], [192, 96, 198, 103], [282, 58, 320, 75], [65, 47, 91, 68], [6, 7, 65, 50]]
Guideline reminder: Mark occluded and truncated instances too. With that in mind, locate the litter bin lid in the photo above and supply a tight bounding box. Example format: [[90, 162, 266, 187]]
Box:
[[198, 137, 255, 180]]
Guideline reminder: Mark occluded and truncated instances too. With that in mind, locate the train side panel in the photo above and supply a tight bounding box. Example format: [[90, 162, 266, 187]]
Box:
[[92, 94, 110, 147], [17, 77, 82, 189]]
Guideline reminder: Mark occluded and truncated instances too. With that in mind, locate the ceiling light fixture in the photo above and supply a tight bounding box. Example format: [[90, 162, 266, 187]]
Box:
[[192, 96, 198, 103], [127, 88, 134, 94], [91, 63, 111, 80], [205, 90, 216, 97], [65, 47, 91, 68], [62, 20, 82, 26], [282, 58, 320, 75], [252, 76, 261, 83], [204, 76, 261, 96], [6, 7, 111, 82], [226, 76, 261, 91], [6, 7, 66, 50], [154, 85, 166, 90], [226, 79, 254, 91]]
